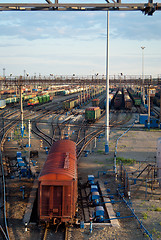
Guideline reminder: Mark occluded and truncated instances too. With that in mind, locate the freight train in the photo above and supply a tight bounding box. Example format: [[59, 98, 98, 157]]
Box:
[[27, 94, 52, 106], [38, 139, 77, 225]]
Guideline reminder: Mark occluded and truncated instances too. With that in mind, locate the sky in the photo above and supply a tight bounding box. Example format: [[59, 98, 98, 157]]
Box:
[[0, 0, 161, 78]]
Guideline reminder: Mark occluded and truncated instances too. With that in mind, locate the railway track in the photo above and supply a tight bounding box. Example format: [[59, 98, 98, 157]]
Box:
[[40, 223, 68, 240], [153, 106, 160, 118], [76, 112, 133, 159]]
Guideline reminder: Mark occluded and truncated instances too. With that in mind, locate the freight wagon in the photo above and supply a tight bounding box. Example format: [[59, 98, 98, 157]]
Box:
[[38, 139, 77, 225], [5, 96, 19, 105], [124, 90, 133, 110], [85, 107, 101, 122], [23, 93, 36, 101], [104, 92, 115, 109], [92, 99, 100, 107], [114, 90, 123, 109], [63, 98, 79, 110], [128, 88, 142, 107], [27, 94, 51, 106], [153, 90, 160, 107]]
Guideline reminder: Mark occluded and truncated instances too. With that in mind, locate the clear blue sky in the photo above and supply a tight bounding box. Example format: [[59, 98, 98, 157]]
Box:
[[0, 0, 161, 77]]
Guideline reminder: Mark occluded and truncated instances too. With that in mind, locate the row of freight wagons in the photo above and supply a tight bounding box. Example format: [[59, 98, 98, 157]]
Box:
[[0, 93, 37, 108], [0, 92, 53, 108]]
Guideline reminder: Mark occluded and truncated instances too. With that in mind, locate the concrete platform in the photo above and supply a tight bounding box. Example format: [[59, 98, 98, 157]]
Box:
[[23, 179, 38, 225], [98, 180, 120, 228]]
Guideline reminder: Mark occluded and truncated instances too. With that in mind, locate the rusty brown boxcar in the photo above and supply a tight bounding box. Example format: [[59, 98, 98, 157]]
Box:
[[38, 139, 77, 225], [114, 90, 123, 109], [124, 93, 133, 110]]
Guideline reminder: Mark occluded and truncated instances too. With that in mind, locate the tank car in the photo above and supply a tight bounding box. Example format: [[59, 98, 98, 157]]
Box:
[[38, 139, 77, 225]]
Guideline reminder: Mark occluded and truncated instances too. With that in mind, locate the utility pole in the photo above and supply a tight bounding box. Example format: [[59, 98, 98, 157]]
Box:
[[160, 88, 161, 129], [147, 86, 151, 130], [141, 46, 145, 105], [105, 11, 110, 154], [19, 77, 24, 137], [28, 120, 31, 170], [3, 68, 5, 78]]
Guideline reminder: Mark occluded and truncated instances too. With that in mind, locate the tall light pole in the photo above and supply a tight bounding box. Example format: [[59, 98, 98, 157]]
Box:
[[105, 10, 109, 154], [141, 46, 145, 105], [3, 68, 5, 78]]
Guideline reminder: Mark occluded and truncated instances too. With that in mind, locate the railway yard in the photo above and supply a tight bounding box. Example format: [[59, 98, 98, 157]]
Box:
[[0, 84, 161, 240]]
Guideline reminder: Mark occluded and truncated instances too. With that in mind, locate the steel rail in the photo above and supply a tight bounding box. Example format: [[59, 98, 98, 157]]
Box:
[[0, 225, 9, 240], [77, 112, 133, 158], [0, 150, 10, 240]]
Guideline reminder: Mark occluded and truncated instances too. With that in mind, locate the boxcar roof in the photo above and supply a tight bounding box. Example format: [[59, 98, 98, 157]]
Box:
[[39, 140, 77, 181], [86, 107, 100, 111]]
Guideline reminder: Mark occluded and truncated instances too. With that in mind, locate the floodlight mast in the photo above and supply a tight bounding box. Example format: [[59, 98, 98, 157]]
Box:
[[0, 1, 160, 15]]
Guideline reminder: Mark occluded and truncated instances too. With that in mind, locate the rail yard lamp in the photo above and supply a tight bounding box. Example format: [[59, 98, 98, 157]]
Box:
[[3, 68, 5, 78], [141, 46, 145, 105], [105, 10, 109, 154]]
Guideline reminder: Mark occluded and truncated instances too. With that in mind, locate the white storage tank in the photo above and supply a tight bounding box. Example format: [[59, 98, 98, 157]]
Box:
[[157, 137, 161, 186], [0, 99, 6, 109]]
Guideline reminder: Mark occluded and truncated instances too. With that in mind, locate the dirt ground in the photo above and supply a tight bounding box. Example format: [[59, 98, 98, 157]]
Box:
[[75, 114, 161, 240], [3, 113, 161, 240]]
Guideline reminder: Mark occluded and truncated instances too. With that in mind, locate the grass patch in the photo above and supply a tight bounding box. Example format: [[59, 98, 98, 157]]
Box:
[[140, 201, 145, 206], [142, 212, 148, 220], [97, 150, 104, 153], [152, 228, 157, 234], [116, 157, 136, 165], [154, 207, 161, 212], [145, 129, 161, 132]]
